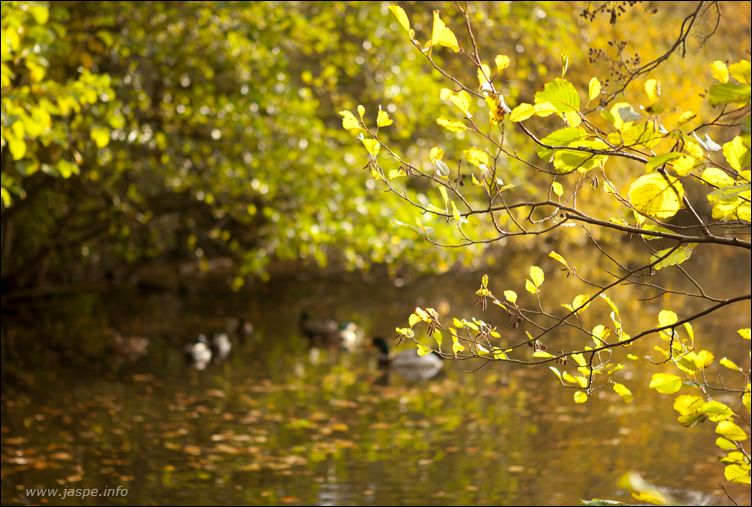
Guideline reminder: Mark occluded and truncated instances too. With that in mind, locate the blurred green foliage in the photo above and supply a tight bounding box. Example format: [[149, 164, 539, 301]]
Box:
[[1, 2, 749, 290]]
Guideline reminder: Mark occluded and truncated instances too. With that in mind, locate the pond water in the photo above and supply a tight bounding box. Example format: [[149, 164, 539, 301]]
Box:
[[1, 247, 750, 505]]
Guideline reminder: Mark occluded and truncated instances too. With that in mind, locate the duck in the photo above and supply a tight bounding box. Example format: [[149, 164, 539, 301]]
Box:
[[184, 334, 212, 370], [299, 312, 363, 351], [225, 317, 253, 343], [211, 332, 232, 360], [111, 332, 149, 361], [371, 336, 444, 380]]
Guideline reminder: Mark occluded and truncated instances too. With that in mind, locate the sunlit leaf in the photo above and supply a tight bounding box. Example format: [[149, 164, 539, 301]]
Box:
[[588, 77, 601, 102], [628, 173, 684, 219], [529, 266, 544, 287], [711, 60, 729, 83], [573, 391, 588, 403], [644, 79, 660, 103], [728, 59, 751, 84], [339, 110, 360, 130], [551, 181, 563, 197], [436, 117, 467, 132], [723, 136, 749, 172], [431, 11, 459, 52], [650, 243, 696, 271], [649, 373, 683, 394], [534, 78, 580, 113], [724, 464, 751, 484], [495, 54, 510, 72], [509, 103, 535, 122], [612, 383, 633, 403], [377, 108, 393, 127], [716, 420, 748, 441]]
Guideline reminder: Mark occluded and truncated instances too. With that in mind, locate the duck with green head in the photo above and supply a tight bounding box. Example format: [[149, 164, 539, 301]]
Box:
[[371, 336, 444, 380]]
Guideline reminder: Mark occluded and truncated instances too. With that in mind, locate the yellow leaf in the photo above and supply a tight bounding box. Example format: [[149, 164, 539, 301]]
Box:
[[716, 421, 748, 441], [700, 167, 735, 188], [724, 464, 751, 484], [431, 11, 459, 52], [720, 357, 742, 371], [451, 334, 465, 356], [628, 173, 684, 219], [548, 250, 568, 267], [738, 328, 751, 340], [91, 126, 110, 148], [671, 155, 695, 176], [440, 88, 472, 117], [723, 136, 748, 171], [588, 77, 601, 102], [571, 353, 587, 367], [693, 349, 714, 369], [377, 108, 393, 127], [644, 79, 660, 103], [436, 117, 467, 132], [529, 266, 544, 287], [573, 391, 588, 403], [463, 147, 489, 167], [339, 110, 360, 131], [532, 350, 554, 358], [388, 5, 411, 33], [710, 60, 730, 83], [416, 344, 432, 357], [613, 383, 633, 403], [430, 146, 444, 162], [525, 279, 537, 294], [509, 103, 535, 122], [360, 137, 380, 157], [504, 290, 517, 304], [495, 54, 510, 72], [551, 181, 563, 197], [450, 200, 462, 223], [357, 105, 365, 118], [649, 373, 683, 394], [728, 59, 751, 84], [477, 63, 492, 88]]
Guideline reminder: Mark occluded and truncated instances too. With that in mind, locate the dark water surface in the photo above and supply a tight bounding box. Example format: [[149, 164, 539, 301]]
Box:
[[1, 247, 750, 505]]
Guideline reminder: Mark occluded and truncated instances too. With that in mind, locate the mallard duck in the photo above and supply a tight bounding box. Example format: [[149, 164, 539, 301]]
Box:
[[371, 336, 443, 380], [299, 312, 363, 351], [211, 332, 232, 360], [184, 334, 212, 370], [111, 332, 149, 361]]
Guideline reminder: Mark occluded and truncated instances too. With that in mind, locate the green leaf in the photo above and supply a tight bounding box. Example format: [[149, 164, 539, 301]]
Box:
[[509, 103, 535, 122], [716, 421, 748, 441], [650, 243, 696, 271], [588, 77, 601, 102], [431, 11, 459, 52], [709, 82, 751, 105], [711, 61, 729, 83], [628, 173, 684, 219], [723, 136, 749, 171], [534, 78, 580, 113], [649, 373, 683, 394], [436, 117, 467, 132], [646, 153, 683, 171], [537, 127, 588, 159]]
